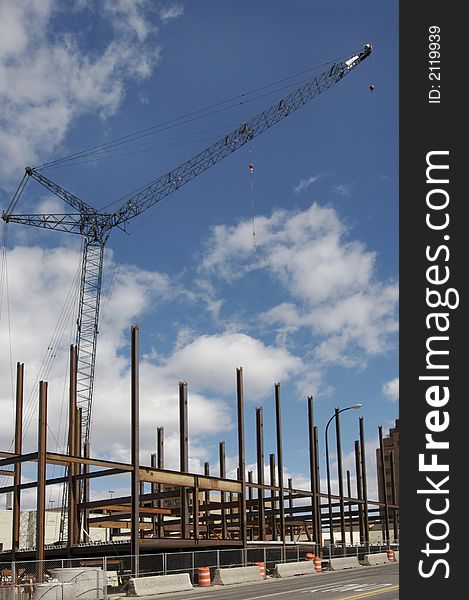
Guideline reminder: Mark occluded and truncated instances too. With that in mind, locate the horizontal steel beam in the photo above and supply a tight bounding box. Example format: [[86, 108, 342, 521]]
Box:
[[139, 467, 242, 493]]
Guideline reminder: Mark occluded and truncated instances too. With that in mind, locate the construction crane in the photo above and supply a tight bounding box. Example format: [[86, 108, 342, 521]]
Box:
[[2, 43, 372, 462]]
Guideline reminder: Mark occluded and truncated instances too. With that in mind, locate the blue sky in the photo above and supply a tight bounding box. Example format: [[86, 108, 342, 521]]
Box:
[[0, 1, 398, 506]]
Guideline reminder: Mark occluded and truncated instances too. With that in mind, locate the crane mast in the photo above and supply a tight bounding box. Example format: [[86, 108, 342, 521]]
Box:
[[2, 44, 372, 540]]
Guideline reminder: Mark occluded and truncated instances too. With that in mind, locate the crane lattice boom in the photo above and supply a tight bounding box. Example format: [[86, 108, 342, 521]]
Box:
[[1, 45, 372, 540]]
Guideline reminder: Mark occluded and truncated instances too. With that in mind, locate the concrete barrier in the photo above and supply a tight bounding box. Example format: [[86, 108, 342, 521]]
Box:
[[274, 561, 318, 578], [34, 582, 75, 600], [213, 566, 263, 586], [363, 553, 389, 566], [51, 568, 105, 600], [0, 588, 17, 600], [126, 574, 192, 596], [329, 557, 361, 571]]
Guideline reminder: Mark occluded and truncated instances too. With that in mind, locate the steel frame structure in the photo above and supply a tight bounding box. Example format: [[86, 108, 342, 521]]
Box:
[[0, 322, 398, 577]]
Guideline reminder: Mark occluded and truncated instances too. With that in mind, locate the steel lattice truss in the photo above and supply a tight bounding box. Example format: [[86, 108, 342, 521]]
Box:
[[2, 44, 372, 454]]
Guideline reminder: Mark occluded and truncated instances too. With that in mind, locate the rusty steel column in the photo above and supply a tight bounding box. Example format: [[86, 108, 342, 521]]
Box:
[[219, 442, 227, 540], [390, 451, 399, 541], [204, 462, 210, 539], [307, 396, 318, 548], [236, 367, 247, 545], [269, 453, 277, 541], [193, 484, 200, 540], [346, 470, 353, 544], [68, 345, 78, 551], [157, 426, 164, 538], [354, 440, 365, 543], [219, 441, 227, 539], [83, 441, 90, 540], [288, 478, 294, 542], [179, 381, 189, 539], [379, 426, 391, 544], [335, 408, 347, 547], [151, 452, 157, 536], [12, 362, 24, 560], [274, 383, 286, 544], [314, 424, 322, 548], [36, 381, 48, 582], [247, 471, 255, 542], [131, 325, 140, 576], [359, 417, 370, 545], [256, 407, 266, 540], [75, 406, 83, 538]]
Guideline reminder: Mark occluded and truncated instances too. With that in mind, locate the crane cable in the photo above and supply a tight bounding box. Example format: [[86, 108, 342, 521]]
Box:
[[249, 149, 256, 252], [34, 51, 357, 172]]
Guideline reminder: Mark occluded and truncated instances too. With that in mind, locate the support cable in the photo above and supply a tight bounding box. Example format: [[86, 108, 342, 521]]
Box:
[[36, 56, 346, 170], [249, 150, 257, 251]]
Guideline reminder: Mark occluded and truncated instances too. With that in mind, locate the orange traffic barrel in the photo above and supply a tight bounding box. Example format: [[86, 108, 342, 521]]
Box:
[[198, 566, 211, 586], [314, 556, 322, 572], [256, 562, 266, 579], [387, 550, 395, 562], [306, 553, 315, 560]]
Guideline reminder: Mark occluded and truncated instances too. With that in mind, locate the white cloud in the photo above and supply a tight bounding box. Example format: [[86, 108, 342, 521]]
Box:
[[0, 242, 301, 478], [332, 183, 353, 197], [158, 332, 303, 401], [159, 4, 184, 24], [382, 377, 399, 402], [0, 1, 162, 184], [201, 203, 398, 372], [293, 173, 324, 194], [103, 0, 155, 42]]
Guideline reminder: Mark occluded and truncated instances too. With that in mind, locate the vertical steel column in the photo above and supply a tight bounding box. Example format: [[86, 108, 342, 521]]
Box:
[[248, 470, 253, 540], [256, 407, 266, 540], [314, 425, 322, 548], [236, 367, 247, 545], [151, 453, 157, 536], [269, 453, 277, 541], [204, 462, 210, 539], [307, 396, 318, 547], [193, 484, 199, 540], [359, 417, 370, 545], [179, 382, 189, 539], [288, 478, 294, 542], [354, 440, 364, 543], [75, 406, 83, 539], [219, 441, 227, 538], [248, 472, 253, 500], [378, 426, 391, 544], [335, 408, 347, 547], [68, 346, 78, 551], [275, 383, 286, 544], [130, 325, 140, 576], [12, 362, 24, 559], [390, 451, 399, 541], [83, 441, 90, 541], [346, 470, 353, 544], [157, 426, 164, 538], [36, 381, 48, 582]]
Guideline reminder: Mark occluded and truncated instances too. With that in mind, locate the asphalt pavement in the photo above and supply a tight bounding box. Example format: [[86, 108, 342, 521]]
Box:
[[128, 563, 399, 600]]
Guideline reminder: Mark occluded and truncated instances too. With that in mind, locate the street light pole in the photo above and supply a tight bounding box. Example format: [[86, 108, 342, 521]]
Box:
[[325, 404, 362, 547]]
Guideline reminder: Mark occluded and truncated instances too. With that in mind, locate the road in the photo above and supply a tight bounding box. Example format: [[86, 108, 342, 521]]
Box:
[[135, 563, 399, 600]]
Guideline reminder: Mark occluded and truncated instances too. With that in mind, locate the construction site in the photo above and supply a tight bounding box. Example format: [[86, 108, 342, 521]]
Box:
[[0, 40, 399, 595]]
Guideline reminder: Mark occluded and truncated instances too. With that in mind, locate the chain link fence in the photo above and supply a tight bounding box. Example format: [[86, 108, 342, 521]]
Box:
[[0, 542, 399, 597]]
